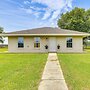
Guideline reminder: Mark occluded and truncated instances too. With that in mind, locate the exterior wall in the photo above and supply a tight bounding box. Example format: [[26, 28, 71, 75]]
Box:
[[8, 36, 83, 53], [8, 36, 48, 53], [57, 36, 83, 53]]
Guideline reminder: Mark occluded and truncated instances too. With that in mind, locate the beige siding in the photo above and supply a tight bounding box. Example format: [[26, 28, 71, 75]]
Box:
[[57, 36, 83, 53], [8, 36, 48, 53], [8, 36, 83, 53]]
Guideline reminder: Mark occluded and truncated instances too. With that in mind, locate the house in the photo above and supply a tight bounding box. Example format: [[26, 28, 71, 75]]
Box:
[[1, 27, 89, 53]]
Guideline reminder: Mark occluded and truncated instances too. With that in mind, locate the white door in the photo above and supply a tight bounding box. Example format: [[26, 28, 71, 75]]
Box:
[[49, 37, 57, 52]]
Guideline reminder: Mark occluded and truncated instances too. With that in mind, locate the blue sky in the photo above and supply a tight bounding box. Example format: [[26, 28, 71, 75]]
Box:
[[0, 0, 90, 33]]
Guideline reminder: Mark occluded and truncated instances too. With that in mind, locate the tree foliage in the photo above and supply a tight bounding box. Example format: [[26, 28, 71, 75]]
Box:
[[58, 7, 90, 33], [0, 27, 4, 43]]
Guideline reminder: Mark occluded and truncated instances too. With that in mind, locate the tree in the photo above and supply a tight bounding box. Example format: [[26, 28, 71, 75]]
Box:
[[0, 27, 4, 43], [58, 7, 90, 33]]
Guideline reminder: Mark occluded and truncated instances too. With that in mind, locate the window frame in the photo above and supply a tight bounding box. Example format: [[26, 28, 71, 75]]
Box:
[[34, 37, 40, 48], [66, 37, 73, 48], [18, 37, 24, 48]]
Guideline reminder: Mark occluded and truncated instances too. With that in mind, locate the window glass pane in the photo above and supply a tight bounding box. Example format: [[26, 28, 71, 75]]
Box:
[[66, 37, 72, 48], [67, 37, 72, 43], [34, 37, 40, 48], [67, 43, 72, 48], [18, 37, 24, 48], [35, 37, 40, 43]]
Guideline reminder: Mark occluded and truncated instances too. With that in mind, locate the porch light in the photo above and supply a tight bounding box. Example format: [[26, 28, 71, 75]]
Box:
[[45, 45, 48, 49], [57, 44, 60, 49]]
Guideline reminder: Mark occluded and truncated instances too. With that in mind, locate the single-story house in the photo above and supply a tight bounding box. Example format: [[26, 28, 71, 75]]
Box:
[[1, 27, 90, 53]]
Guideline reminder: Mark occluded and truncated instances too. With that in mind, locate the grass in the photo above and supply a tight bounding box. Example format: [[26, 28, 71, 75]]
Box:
[[84, 48, 90, 53], [0, 53, 47, 90], [84, 46, 90, 49], [58, 50, 90, 90], [0, 47, 8, 52]]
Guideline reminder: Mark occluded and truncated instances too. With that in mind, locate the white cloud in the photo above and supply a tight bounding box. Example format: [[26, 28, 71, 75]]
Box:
[[24, 1, 30, 4], [50, 10, 61, 20], [21, 8, 40, 18], [66, 0, 73, 8], [23, 0, 74, 21], [25, 9, 33, 14], [32, 0, 65, 10], [42, 11, 51, 20], [32, 0, 74, 20], [20, 7, 33, 14], [34, 12, 40, 18], [29, 6, 47, 11]]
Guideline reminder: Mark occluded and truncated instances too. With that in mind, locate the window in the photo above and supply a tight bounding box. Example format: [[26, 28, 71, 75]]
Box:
[[34, 37, 40, 48], [66, 37, 72, 48], [18, 37, 24, 48]]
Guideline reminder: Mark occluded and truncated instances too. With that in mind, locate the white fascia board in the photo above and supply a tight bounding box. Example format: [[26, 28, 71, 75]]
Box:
[[0, 34, 90, 37]]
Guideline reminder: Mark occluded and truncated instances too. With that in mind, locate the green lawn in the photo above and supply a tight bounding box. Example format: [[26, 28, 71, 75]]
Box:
[[0, 47, 8, 52], [58, 50, 90, 90], [0, 54, 47, 90], [84, 48, 90, 53]]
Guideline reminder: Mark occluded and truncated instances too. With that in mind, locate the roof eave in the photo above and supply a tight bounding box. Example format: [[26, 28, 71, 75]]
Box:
[[0, 34, 89, 37]]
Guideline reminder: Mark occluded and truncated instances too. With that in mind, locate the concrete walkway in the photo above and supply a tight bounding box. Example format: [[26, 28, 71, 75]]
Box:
[[38, 53, 68, 90]]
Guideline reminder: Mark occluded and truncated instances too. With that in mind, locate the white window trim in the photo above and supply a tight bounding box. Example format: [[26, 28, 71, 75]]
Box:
[[34, 37, 40, 49], [66, 37, 73, 48], [17, 37, 24, 48]]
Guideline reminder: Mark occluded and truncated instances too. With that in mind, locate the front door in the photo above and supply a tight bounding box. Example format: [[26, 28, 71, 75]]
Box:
[[49, 37, 57, 52]]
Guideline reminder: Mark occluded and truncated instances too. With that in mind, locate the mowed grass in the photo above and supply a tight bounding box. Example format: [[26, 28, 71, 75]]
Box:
[[0, 54, 47, 90], [0, 47, 8, 52], [58, 50, 90, 90]]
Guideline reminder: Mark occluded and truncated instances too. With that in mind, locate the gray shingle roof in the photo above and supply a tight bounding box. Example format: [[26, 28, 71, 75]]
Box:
[[6, 27, 88, 35]]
